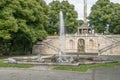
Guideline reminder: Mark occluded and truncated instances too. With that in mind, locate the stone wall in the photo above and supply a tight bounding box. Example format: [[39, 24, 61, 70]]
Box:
[[32, 35, 120, 55]]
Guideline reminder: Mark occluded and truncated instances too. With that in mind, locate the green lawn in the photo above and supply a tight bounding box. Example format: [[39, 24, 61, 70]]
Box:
[[0, 60, 33, 68], [53, 62, 120, 72]]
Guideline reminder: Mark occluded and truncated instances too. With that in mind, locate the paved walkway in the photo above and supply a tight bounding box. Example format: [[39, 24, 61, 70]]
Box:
[[0, 66, 120, 80]]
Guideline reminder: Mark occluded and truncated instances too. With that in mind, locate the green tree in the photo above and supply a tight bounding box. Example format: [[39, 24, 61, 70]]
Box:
[[88, 0, 113, 33], [46, 1, 80, 35], [109, 3, 120, 34], [0, 0, 48, 55]]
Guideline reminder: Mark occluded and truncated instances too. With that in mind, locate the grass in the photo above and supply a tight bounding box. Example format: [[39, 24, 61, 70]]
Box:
[[0, 60, 33, 68], [53, 62, 120, 72]]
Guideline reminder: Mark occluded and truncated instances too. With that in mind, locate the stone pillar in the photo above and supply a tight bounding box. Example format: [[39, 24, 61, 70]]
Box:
[[84, 0, 87, 23]]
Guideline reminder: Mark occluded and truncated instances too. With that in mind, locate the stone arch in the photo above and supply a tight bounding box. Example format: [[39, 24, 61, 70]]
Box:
[[77, 39, 85, 53], [69, 40, 74, 49]]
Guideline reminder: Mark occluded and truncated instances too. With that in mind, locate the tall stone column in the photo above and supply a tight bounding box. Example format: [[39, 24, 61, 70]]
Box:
[[84, 0, 87, 23]]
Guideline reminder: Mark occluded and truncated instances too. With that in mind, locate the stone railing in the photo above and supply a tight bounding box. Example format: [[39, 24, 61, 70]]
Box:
[[99, 41, 120, 54]]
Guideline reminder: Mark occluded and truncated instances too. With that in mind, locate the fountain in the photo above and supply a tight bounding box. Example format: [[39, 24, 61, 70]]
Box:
[[59, 11, 65, 57], [57, 11, 68, 62]]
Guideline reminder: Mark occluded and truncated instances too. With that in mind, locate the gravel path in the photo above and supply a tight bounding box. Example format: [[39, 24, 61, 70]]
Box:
[[0, 66, 120, 80]]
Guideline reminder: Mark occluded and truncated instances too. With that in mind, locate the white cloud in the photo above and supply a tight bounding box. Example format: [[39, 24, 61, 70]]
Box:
[[45, 0, 120, 20]]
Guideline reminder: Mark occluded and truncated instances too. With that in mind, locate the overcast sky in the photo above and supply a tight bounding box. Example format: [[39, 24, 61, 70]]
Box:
[[45, 0, 120, 20]]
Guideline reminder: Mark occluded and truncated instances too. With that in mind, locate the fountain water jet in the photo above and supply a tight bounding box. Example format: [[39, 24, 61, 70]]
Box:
[[59, 11, 65, 56], [58, 11, 68, 62]]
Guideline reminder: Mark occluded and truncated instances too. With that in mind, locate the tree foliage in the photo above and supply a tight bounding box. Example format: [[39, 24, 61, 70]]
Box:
[[109, 3, 120, 34], [0, 0, 48, 55], [88, 0, 120, 34], [46, 1, 82, 35], [88, 0, 112, 33]]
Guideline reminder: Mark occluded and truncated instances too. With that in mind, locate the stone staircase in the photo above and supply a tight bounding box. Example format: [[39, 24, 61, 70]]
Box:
[[41, 41, 61, 53], [101, 35, 119, 42], [99, 38, 120, 54]]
